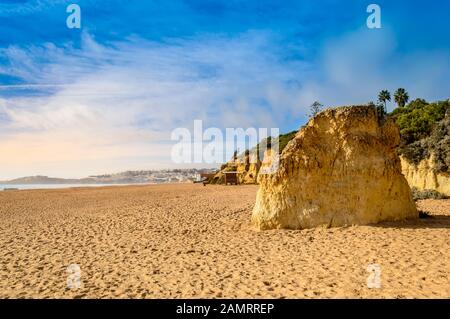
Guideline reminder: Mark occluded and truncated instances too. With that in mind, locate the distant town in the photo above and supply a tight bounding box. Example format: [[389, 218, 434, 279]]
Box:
[[0, 169, 218, 185]]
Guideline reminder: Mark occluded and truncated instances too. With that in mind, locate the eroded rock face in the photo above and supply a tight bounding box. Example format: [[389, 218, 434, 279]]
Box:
[[252, 105, 418, 230], [211, 153, 260, 185], [401, 156, 450, 196]]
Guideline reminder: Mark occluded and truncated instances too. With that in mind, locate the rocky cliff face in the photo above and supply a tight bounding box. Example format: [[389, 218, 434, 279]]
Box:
[[210, 131, 297, 185], [236, 153, 261, 184], [252, 105, 418, 230], [400, 156, 450, 196], [210, 153, 260, 185]]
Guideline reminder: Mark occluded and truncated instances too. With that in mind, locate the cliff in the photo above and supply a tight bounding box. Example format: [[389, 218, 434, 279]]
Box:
[[394, 103, 450, 196], [400, 156, 450, 196], [252, 105, 417, 230], [209, 131, 296, 185], [210, 152, 261, 185]]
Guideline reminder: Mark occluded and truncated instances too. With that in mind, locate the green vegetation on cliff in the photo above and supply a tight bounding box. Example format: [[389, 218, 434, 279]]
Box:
[[389, 98, 450, 171], [390, 98, 449, 145], [276, 130, 298, 153], [241, 130, 297, 160]]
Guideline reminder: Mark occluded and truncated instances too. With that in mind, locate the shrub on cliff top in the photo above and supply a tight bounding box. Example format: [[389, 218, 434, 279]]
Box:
[[391, 99, 448, 145], [390, 99, 450, 172], [428, 116, 450, 172], [411, 187, 448, 201]]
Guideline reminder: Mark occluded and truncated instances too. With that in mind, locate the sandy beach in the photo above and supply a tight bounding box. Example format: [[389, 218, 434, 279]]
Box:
[[0, 183, 448, 299]]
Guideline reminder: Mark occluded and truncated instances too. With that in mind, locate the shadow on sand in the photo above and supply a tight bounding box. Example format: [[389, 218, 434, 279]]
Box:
[[373, 215, 450, 230]]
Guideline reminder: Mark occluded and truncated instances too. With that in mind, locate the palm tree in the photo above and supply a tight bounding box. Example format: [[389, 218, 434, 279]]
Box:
[[394, 88, 409, 108], [378, 90, 391, 112]]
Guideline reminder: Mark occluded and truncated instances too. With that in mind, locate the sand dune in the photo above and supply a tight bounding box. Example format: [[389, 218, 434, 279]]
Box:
[[0, 184, 448, 298]]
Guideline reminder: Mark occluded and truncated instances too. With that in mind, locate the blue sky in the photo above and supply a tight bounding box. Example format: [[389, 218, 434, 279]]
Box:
[[1, 0, 450, 179]]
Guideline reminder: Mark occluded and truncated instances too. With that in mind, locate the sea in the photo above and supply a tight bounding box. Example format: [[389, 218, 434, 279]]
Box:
[[0, 184, 139, 191]]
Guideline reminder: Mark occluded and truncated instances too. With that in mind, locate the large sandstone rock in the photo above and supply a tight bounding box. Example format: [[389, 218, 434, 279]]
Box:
[[252, 105, 418, 230]]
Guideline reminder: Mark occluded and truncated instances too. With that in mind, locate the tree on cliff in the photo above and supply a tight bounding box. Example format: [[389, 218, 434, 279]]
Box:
[[232, 150, 238, 162], [378, 90, 391, 112], [394, 88, 409, 108], [309, 101, 323, 118], [369, 101, 386, 118]]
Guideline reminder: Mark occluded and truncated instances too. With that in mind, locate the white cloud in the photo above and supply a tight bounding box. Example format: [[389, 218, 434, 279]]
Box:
[[0, 0, 68, 17], [0, 31, 310, 179]]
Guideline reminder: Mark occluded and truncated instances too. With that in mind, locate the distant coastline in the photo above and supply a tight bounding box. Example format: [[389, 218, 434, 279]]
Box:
[[0, 168, 217, 188], [0, 183, 149, 191]]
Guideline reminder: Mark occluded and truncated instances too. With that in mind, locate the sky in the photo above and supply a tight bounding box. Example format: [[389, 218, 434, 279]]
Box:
[[1, 0, 450, 179]]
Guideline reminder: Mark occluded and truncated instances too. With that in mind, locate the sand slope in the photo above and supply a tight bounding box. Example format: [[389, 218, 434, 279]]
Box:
[[0, 184, 448, 298]]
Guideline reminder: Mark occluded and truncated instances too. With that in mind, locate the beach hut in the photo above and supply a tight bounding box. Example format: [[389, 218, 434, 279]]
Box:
[[199, 173, 216, 186], [224, 171, 239, 185]]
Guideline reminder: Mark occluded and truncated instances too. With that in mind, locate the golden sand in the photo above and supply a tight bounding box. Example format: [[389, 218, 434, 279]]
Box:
[[0, 184, 448, 298]]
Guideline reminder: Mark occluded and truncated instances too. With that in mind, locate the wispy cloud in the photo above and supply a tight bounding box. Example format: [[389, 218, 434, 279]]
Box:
[[0, 0, 68, 16], [1, 2, 450, 179], [0, 31, 312, 178]]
